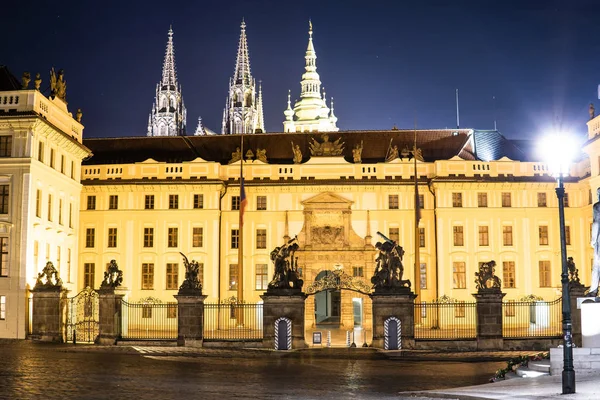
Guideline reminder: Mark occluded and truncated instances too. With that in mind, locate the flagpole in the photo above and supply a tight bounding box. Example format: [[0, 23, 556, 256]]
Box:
[[413, 118, 421, 306], [237, 79, 246, 310]]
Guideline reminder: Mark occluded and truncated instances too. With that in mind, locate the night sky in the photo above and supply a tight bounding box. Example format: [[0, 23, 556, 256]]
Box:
[[3, 0, 599, 140]]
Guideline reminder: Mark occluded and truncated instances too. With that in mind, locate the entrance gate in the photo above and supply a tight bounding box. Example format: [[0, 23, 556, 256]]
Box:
[[64, 287, 99, 343]]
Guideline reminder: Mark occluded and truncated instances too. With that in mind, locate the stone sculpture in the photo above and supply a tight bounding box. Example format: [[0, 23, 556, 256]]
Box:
[[76, 108, 83, 123], [256, 148, 267, 163], [309, 133, 344, 156], [100, 259, 123, 289], [567, 257, 581, 285], [21, 72, 31, 89], [371, 231, 411, 289], [179, 252, 202, 294], [474, 260, 501, 290], [291, 142, 302, 164], [589, 187, 600, 297], [34, 73, 42, 90], [34, 261, 63, 289], [50, 68, 67, 100], [228, 147, 242, 164], [268, 236, 303, 290], [590, 103, 596, 120], [385, 145, 399, 162], [352, 141, 363, 163]]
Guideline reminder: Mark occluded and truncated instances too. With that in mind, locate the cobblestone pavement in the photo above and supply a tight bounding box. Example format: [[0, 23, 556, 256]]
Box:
[[0, 341, 506, 400]]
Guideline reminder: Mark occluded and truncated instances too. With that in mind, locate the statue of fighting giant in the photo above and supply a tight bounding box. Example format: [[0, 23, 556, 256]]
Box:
[[589, 188, 600, 297]]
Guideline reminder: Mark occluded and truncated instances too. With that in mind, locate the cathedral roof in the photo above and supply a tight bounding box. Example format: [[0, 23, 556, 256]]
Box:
[[82, 129, 531, 166], [0, 66, 21, 91]]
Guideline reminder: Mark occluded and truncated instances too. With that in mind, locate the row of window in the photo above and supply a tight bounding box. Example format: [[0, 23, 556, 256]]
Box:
[[85, 194, 268, 211], [31, 241, 72, 282], [451, 192, 569, 208], [37, 141, 76, 179], [35, 190, 74, 227], [451, 225, 571, 247], [452, 260, 552, 289]]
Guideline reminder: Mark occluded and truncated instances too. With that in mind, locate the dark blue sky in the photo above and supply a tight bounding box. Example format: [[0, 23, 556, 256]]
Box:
[[3, 0, 599, 139]]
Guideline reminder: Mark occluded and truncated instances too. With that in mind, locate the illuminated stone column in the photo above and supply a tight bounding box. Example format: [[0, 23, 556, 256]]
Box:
[[473, 290, 506, 350], [569, 284, 586, 347], [96, 288, 124, 345], [261, 289, 307, 349], [31, 287, 63, 342], [174, 294, 208, 347], [370, 289, 416, 349]]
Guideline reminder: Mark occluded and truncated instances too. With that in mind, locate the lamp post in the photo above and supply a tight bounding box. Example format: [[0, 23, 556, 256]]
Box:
[[540, 133, 578, 394]]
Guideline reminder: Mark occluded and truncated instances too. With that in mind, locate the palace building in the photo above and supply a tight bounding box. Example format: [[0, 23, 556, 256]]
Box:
[[0, 21, 599, 341]]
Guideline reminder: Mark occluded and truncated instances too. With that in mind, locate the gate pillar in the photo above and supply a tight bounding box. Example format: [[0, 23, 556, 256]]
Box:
[[261, 289, 307, 350], [174, 294, 207, 347], [96, 288, 124, 345], [473, 290, 506, 350], [370, 288, 417, 349], [31, 287, 63, 342]]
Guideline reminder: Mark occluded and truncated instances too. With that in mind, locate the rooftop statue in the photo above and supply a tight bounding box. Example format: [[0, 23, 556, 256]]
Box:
[[309, 133, 344, 156], [50, 68, 67, 101], [352, 141, 363, 163], [256, 148, 268, 163], [21, 72, 31, 89], [34, 73, 42, 90], [385, 145, 399, 162], [228, 147, 242, 164], [291, 142, 302, 164]]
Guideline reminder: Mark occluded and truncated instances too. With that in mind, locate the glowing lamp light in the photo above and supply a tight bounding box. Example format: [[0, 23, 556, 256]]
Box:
[[538, 132, 579, 177]]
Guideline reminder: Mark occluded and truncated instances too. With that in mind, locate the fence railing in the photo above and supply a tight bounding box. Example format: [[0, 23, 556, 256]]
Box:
[[414, 301, 477, 339], [502, 297, 562, 338], [121, 300, 177, 340], [204, 303, 263, 340]]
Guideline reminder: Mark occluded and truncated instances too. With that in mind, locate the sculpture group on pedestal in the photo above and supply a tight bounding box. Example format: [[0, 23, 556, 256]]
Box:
[[179, 252, 203, 295], [34, 261, 62, 289], [100, 259, 123, 289], [474, 260, 501, 291], [268, 236, 303, 290], [371, 232, 411, 290]]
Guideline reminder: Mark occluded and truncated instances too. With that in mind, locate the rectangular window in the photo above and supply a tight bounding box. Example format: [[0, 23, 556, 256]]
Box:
[[85, 228, 95, 248], [389, 228, 399, 243], [353, 266, 364, 277], [83, 263, 95, 288], [537, 192, 547, 207], [503, 226, 513, 246], [87, 195, 96, 210], [198, 263, 204, 286], [0, 185, 8, 214], [452, 192, 462, 207], [192, 227, 203, 247], [36, 190, 42, 217], [539, 260, 551, 287], [142, 263, 154, 290], [167, 302, 177, 318], [0, 295, 5, 320], [58, 199, 63, 224], [38, 142, 44, 162], [142, 305, 152, 318], [143, 228, 154, 248], [501, 192, 512, 207], [453, 226, 464, 246], [168, 227, 178, 248], [70, 161, 75, 179], [255, 264, 268, 290], [232, 196, 240, 211], [33, 241, 38, 272], [145, 195, 154, 210], [231, 229, 239, 249], [166, 263, 178, 290], [419, 227, 425, 247], [257, 196, 267, 210], [0, 136, 11, 157], [539, 226, 549, 245], [193, 194, 204, 209], [418, 194, 425, 208], [455, 301, 466, 318], [388, 195, 399, 209], [56, 246, 61, 272], [0, 237, 8, 276], [46, 243, 50, 261], [67, 248, 71, 283], [60, 155, 65, 174], [478, 226, 489, 246], [109, 195, 118, 210], [68, 203, 73, 228], [50, 148, 55, 168], [420, 263, 427, 289], [563, 193, 569, 207], [47, 194, 52, 221], [453, 262, 466, 289], [503, 261, 516, 288], [256, 229, 267, 249], [477, 193, 488, 207], [505, 300, 516, 317], [565, 226, 571, 246], [229, 264, 238, 290], [169, 194, 179, 209], [108, 228, 117, 248]]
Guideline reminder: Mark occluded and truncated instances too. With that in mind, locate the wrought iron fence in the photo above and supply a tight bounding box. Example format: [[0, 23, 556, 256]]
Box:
[[502, 297, 562, 338], [414, 299, 477, 339], [121, 299, 177, 340], [204, 302, 263, 340]]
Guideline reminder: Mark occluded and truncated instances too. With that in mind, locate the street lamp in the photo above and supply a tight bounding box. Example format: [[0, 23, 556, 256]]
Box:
[[539, 133, 579, 394]]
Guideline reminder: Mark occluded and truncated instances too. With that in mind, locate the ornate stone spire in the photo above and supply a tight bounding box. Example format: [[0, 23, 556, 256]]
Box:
[[256, 81, 265, 132], [222, 19, 264, 134], [283, 21, 338, 133], [147, 27, 186, 136]]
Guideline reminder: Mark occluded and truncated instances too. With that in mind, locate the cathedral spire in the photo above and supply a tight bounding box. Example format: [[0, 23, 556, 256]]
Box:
[[161, 26, 177, 89], [256, 81, 265, 132], [234, 19, 251, 86]]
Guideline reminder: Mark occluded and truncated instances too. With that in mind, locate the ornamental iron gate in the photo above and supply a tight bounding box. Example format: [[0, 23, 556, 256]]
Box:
[[64, 287, 99, 343]]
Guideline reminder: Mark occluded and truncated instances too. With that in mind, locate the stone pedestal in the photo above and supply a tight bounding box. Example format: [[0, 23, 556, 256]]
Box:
[[31, 288, 63, 342], [174, 294, 207, 347], [473, 290, 506, 350], [580, 298, 600, 348], [96, 288, 124, 345], [370, 288, 417, 349], [569, 284, 586, 347], [261, 289, 307, 350]]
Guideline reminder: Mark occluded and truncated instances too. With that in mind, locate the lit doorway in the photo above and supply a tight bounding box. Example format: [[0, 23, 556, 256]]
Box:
[[314, 271, 341, 327]]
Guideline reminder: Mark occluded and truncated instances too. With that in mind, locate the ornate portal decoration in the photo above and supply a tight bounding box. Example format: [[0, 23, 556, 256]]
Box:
[[311, 226, 343, 245], [518, 294, 544, 302], [178, 252, 203, 295], [34, 261, 63, 289], [305, 269, 371, 295], [100, 259, 123, 289], [475, 260, 501, 290], [309, 134, 344, 156]]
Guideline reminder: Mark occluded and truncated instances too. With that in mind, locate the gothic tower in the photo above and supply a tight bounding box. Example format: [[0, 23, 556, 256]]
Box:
[[222, 20, 265, 135], [283, 21, 338, 133], [147, 27, 187, 137]]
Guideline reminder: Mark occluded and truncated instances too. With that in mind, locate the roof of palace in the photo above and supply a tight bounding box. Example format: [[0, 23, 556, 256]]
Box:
[[0, 66, 21, 91], [82, 129, 535, 165]]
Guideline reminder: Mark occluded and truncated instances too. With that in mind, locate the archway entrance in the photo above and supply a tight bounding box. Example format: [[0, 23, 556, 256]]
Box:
[[314, 271, 341, 327]]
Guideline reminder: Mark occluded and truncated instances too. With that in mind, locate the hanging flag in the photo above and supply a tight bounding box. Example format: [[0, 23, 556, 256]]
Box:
[[239, 177, 248, 226], [415, 180, 421, 224]]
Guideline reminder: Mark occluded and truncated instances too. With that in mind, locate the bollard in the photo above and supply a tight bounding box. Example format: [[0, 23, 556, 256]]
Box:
[[346, 330, 351, 347], [327, 330, 331, 347], [351, 329, 357, 348], [362, 329, 368, 347]]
